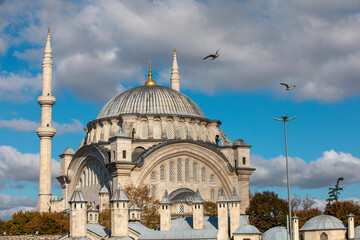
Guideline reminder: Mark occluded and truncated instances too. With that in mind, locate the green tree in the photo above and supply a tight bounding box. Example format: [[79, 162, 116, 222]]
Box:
[[245, 191, 288, 232], [125, 185, 160, 229], [325, 200, 360, 226], [326, 177, 344, 205]]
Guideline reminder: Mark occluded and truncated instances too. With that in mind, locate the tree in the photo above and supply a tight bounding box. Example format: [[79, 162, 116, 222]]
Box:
[[204, 201, 217, 216], [124, 185, 160, 229], [245, 191, 288, 232], [291, 195, 301, 211], [302, 195, 315, 211], [325, 200, 360, 226], [99, 209, 111, 229], [327, 177, 344, 205]]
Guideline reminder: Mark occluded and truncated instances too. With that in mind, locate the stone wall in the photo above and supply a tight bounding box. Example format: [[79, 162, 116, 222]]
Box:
[[1, 235, 61, 240]]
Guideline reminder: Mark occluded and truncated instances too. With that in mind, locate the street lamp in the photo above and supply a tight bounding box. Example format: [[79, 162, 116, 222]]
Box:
[[273, 115, 296, 240]]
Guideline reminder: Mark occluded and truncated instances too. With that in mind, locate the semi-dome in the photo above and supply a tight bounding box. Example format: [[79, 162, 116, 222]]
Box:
[[97, 85, 205, 119], [300, 215, 346, 231]]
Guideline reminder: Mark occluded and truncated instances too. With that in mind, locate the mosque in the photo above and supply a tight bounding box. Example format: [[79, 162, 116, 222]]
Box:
[[36, 30, 359, 240]]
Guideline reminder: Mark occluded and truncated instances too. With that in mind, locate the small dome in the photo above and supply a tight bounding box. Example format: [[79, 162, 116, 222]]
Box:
[[263, 227, 289, 240], [355, 226, 360, 240], [113, 129, 129, 138], [88, 205, 99, 212], [97, 86, 205, 120], [234, 224, 261, 234], [63, 148, 75, 155], [99, 186, 109, 194], [233, 139, 246, 146], [50, 194, 59, 202], [300, 215, 346, 231]]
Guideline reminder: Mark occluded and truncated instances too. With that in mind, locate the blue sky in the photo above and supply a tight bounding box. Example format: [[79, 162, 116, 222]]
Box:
[[1, 0, 360, 219]]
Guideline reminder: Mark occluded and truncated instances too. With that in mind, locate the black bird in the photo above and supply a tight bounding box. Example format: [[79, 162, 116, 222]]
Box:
[[280, 83, 296, 90], [203, 49, 220, 60]]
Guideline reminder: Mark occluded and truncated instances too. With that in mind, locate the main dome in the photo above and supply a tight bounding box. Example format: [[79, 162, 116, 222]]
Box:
[[97, 85, 205, 119]]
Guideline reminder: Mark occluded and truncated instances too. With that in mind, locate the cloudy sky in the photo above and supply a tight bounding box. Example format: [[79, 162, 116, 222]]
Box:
[[0, 0, 360, 219]]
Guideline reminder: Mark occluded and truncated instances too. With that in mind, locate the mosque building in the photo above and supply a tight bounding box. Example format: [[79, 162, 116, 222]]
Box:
[[36, 30, 359, 240]]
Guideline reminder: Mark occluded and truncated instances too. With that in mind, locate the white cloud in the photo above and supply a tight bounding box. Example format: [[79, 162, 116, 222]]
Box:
[[0, 72, 41, 102], [0, 118, 84, 135], [0, 194, 37, 220], [0, 0, 360, 102], [250, 150, 360, 188], [0, 146, 60, 185]]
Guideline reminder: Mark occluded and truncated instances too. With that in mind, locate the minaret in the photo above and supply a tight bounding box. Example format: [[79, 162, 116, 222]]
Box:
[[170, 47, 180, 91], [36, 28, 56, 212]]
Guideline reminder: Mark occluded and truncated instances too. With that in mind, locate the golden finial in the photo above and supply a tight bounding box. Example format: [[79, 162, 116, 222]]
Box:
[[145, 60, 156, 86], [174, 47, 176, 53]]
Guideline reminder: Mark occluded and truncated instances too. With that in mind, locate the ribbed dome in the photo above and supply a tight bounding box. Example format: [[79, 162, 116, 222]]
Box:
[[97, 86, 205, 119], [300, 215, 346, 231], [263, 227, 289, 240]]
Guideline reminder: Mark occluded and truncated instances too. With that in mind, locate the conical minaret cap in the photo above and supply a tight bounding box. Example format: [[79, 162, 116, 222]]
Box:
[[170, 47, 180, 91], [228, 187, 241, 202], [192, 189, 205, 204], [43, 28, 53, 66], [110, 183, 129, 202], [99, 185, 109, 194], [69, 186, 87, 203], [160, 190, 172, 205], [216, 189, 228, 203]]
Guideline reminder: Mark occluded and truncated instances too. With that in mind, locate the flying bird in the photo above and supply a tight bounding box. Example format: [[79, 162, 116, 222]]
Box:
[[280, 83, 296, 90], [203, 49, 220, 60]]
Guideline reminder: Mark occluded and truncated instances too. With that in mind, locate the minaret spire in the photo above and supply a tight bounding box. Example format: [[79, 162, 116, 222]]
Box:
[[36, 29, 56, 212], [170, 47, 180, 91]]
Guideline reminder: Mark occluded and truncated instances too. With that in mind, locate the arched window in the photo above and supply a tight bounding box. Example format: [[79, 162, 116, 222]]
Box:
[[179, 204, 185, 213], [169, 161, 174, 182], [177, 159, 182, 182], [179, 122, 185, 139], [320, 232, 328, 240], [210, 189, 215, 201], [141, 121, 148, 138], [166, 121, 174, 139], [151, 171, 156, 182], [185, 159, 190, 182], [218, 188, 223, 197], [151, 186, 156, 200], [160, 165, 165, 181], [201, 167, 206, 182], [210, 174, 215, 185], [95, 214, 97, 221], [188, 124, 194, 139], [154, 121, 161, 139], [89, 214, 93, 221], [193, 162, 198, 182], [132, 213, 135, 220]]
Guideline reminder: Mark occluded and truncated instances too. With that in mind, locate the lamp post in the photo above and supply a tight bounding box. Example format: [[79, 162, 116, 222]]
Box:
[[273, 115, 296, 240]]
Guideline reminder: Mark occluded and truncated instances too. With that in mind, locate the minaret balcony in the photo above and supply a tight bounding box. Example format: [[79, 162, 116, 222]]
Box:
[[38, 95, 56, 106], [36, 126, 56, 138]]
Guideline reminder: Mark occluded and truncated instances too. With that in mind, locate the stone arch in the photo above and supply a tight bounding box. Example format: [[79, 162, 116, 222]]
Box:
[[134, 142, 235, 197]]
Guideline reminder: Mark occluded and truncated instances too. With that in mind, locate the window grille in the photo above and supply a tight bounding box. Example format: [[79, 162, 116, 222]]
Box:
[[154, 121, 161, 139], [151, 186, 156, 200], [210, 189, 215, 201], [179, 204, 185, 213], [166, 121, 174, 139], [320, 233, 328, 240], [160, 165, 165, 181], [201, 167, 206, 182], [151, 172, 156, 182], [197, 126, 202, 140], [177, 159, 182, 182], [141, 121, 148, 138], [188, 124, 194, 139], [193, 162, 198, 182], [185, 160, 190, 182], [179, 122, 185, 139], [210, 174, 215, 185], [169, 161, 174, 182]]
